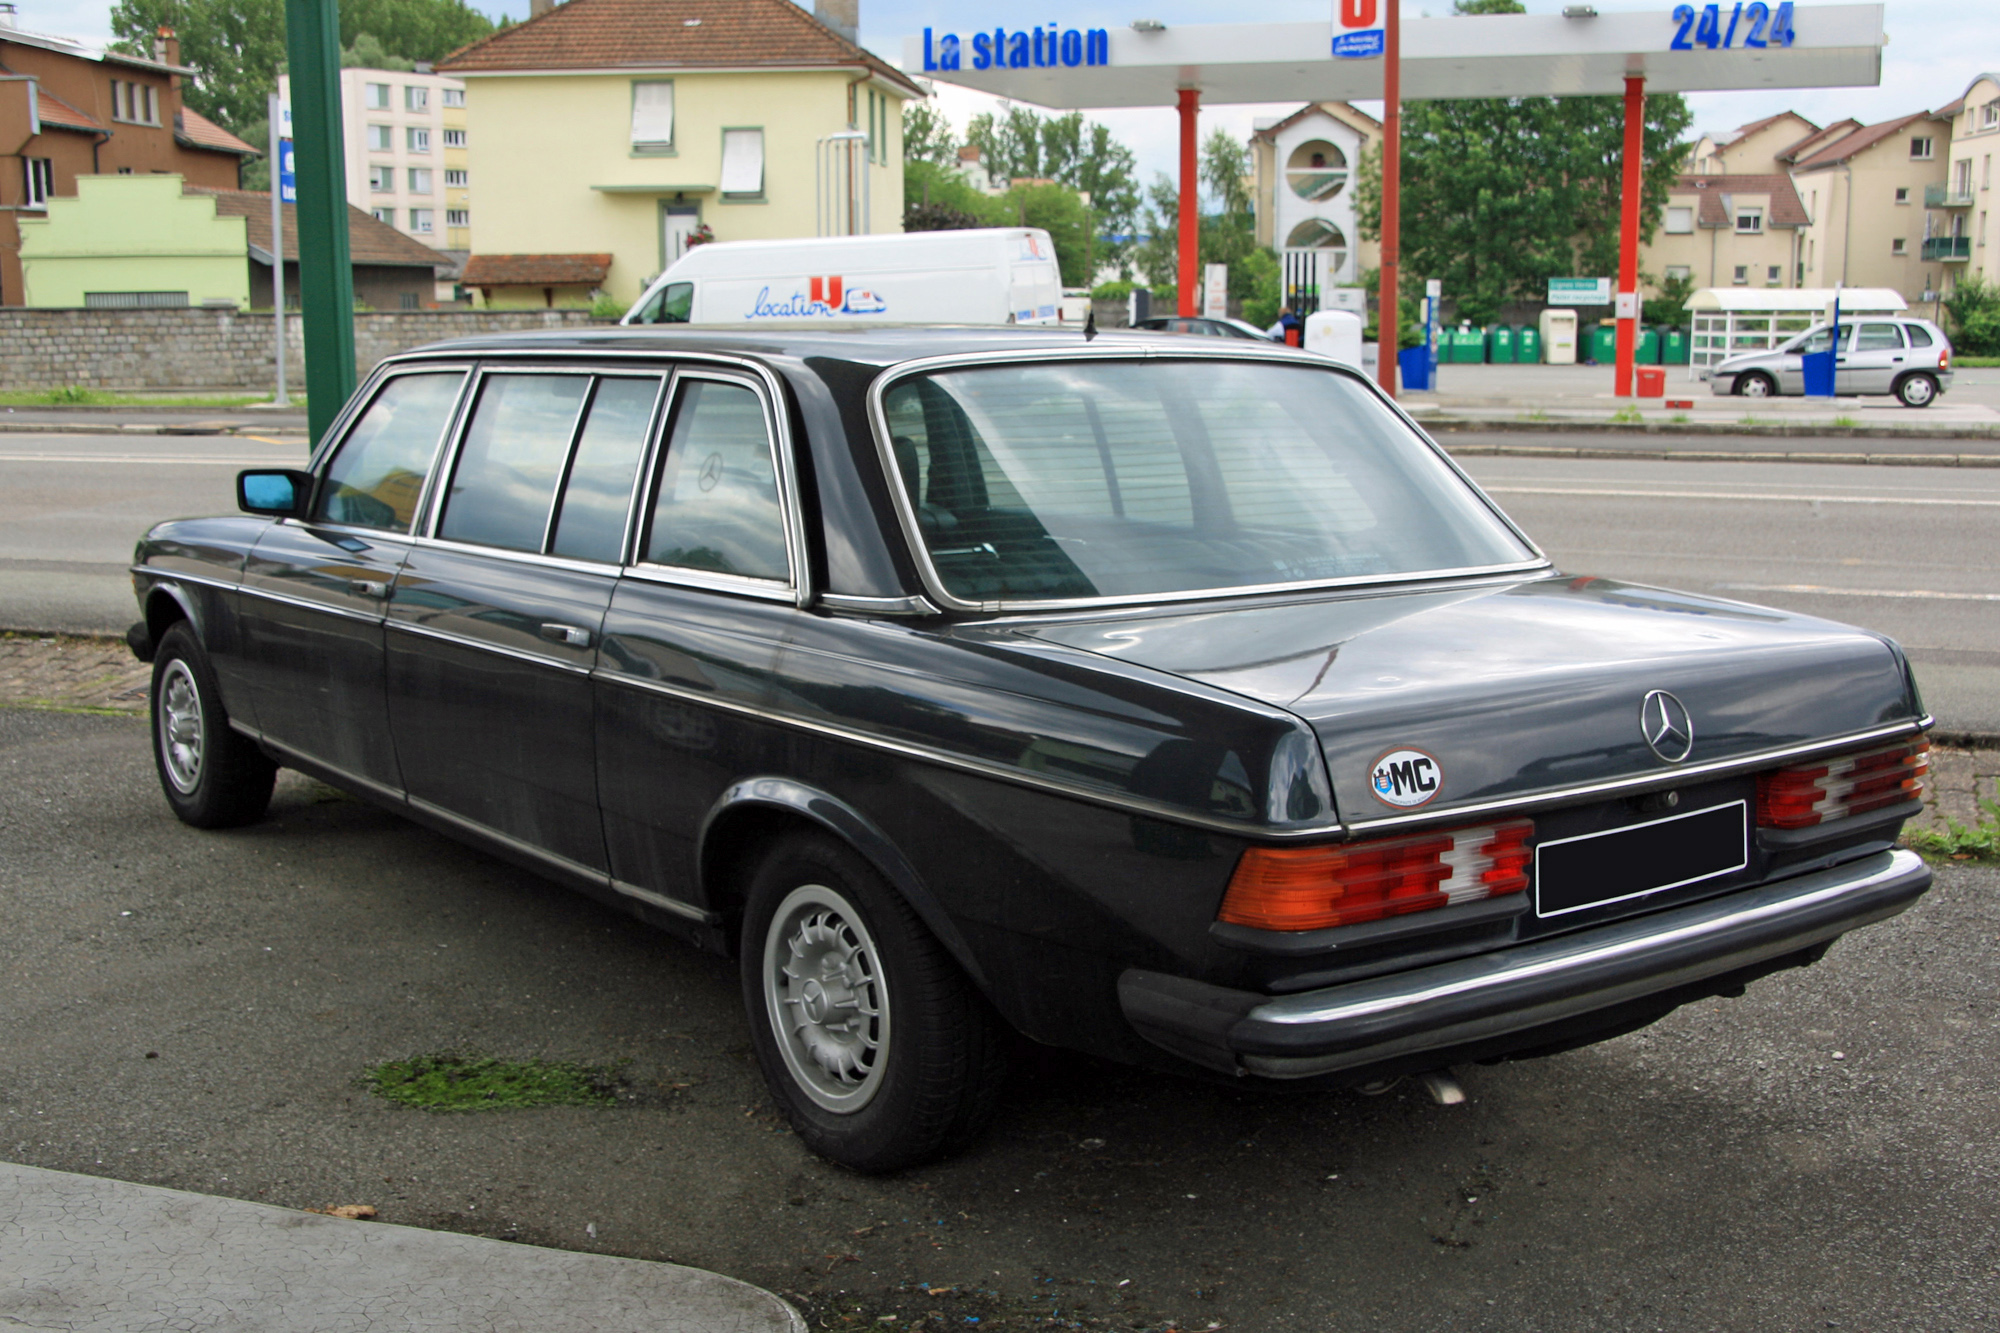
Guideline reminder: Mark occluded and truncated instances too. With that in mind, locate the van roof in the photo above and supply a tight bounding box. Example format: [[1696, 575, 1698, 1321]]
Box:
[[658, 228, 1052, 276]]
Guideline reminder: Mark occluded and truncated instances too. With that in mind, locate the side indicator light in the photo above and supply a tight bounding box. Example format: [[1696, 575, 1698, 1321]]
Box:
[[1220, 820, 1534, 932], [1756, 739, 1929, 830]]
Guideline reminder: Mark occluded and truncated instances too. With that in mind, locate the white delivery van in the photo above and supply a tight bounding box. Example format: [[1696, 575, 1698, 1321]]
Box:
[[623, 228, 1064, 327]]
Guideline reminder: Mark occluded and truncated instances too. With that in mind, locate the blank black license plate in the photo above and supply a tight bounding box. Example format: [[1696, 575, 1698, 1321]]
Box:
[[1534, 800, 1748, 918]]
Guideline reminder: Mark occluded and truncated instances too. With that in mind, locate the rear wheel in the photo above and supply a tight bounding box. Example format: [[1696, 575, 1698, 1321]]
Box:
[[1735, 371, 1776, 398], [1894, 373, 1938, 408], [740, 832, 1006, 1172], [151, 622, 276, 828]]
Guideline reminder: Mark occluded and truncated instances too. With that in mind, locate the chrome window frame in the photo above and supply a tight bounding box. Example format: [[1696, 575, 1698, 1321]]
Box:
[[296, 361, 478, 546], [864, 344, 1549, 615]]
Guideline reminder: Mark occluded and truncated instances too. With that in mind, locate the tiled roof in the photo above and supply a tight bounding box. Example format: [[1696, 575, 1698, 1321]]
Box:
[[1250, 100, 1381, 142], [174, 106, 257, 156], [437, 0, 921, 95], [1672, 173, 1810, 229], [1792, 111, 1934, 171], [1775, 119, 1859, 163], [183, 186, 446, 268], [27, 84, 103, 132], [463, 253, 614, 286], [1719, 110, 1811, 147]]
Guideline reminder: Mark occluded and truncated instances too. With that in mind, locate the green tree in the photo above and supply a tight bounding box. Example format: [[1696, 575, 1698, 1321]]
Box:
[[1643, 270, 1696, 326], [964, 106, 1139, 250], [1942, 274, 2000, 355], [1131, 131, 1269, 311], [902, 101, 959, 168]]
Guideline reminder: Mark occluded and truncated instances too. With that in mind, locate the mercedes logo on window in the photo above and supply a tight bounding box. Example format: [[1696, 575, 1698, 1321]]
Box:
[[1640, 690, 1694, 763]]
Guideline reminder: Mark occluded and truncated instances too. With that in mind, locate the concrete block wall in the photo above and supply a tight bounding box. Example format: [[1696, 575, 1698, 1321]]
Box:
[[0, 308, 611, 392]]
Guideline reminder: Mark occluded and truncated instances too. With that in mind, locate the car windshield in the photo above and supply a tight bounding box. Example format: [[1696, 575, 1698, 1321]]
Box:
[[879, 359, 1536, 604]]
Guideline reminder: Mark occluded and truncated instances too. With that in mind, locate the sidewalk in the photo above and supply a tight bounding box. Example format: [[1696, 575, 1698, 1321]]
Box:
[[1, 1160, 803, 1333]]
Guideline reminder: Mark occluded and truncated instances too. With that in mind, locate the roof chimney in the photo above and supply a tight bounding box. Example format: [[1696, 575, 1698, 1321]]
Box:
[[816, 0, 858, 44], [529, 0, 554, 16], [0, 4, 17, 30], [155, 26, 179, 66]]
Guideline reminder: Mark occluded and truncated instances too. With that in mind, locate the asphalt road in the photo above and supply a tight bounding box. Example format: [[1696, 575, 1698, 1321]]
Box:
[[4, 708, 1994, 1331]]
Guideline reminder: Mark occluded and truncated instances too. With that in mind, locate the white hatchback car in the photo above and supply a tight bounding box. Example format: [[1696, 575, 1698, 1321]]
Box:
[[1702, 316, 1954, 408]]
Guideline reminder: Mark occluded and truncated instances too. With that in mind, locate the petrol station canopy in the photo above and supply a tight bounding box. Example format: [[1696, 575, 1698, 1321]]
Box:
[[901, 5, 1886, 107]]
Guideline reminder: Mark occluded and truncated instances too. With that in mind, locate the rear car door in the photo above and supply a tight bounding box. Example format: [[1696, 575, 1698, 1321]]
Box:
[[1841, 321, 1908, 394], [385, 366, 664, 874], [236, 366, 469, 794]]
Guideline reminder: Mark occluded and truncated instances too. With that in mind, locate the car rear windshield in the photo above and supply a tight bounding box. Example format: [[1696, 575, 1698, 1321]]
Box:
[[879, 359, 1534, 604]]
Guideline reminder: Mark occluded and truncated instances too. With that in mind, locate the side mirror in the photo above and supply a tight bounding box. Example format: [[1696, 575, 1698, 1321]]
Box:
[[237, 469, 314, 518]]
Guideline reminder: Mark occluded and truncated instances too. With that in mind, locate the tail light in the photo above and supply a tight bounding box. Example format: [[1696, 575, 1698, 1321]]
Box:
[[1219, 820, 1534, 932], [1755, 739, 1929, 830]]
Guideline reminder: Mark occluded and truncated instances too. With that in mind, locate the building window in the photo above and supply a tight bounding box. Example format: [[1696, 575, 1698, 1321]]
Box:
[[445, 168, 468, 187], [442, 128, 466, 148], [369, 165, 394, 193], [1910, 136, 1933, 160], [442, 87, 465, 108], [720, 127, 765, 199], [111, 80, 160, 125], [1732, 265, 1748, 285], [1664, 205, 1694, 233], [407, 127, 431, 153], [630, 81, 674, 153], [1985, 102, 1998, 128], [364, 83, 390, 110], [116, 166, 133, 174], [401, 292, 422, 310], [408, 167, 434, 194], [405, 85, 429, 113], [1894, 187, 1909, 204], [1766, 265, 1782, 285], [366, 124, 392, 152], [1891, 238, 1907, 254], [23, 157, 53, 208], [85, 291, 189, 309], [1664, 264, 1691, 281], [446, 208, 469, 228], [410, 208, 434, 234], [372, 206, 395, 225], [1735, 207, 1763, 234]]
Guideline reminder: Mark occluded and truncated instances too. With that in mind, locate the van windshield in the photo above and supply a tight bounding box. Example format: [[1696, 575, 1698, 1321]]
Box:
[[880, 359, 1536, 605], [628, 282, 693, 324]]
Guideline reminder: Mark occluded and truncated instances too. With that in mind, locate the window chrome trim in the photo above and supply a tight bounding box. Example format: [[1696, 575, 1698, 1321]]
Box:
[[817, 592, 942, 616], [385, 616, 595, 676], [610, 877, 720, 925], [233, 581, 388, 625], [403, 530, 638, 580], [863, 344, 1549, 615]]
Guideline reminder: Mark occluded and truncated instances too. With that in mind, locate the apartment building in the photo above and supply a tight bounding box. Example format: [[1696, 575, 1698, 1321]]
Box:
[[278, 64, 469, 256], [1935, 73, 2000, 290], [1792, 107, 1956, 302], [0, 8, 255, 305], [1648, 173, 1810, 293]]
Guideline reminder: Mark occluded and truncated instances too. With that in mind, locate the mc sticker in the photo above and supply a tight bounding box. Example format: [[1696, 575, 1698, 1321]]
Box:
[[1368, 747, 1443, 808]]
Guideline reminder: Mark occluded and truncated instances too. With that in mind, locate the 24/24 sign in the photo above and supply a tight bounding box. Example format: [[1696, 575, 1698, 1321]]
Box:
[[1671, 1, 1796, 49]]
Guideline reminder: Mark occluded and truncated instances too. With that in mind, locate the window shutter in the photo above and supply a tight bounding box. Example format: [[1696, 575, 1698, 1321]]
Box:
[[631, 83, 674, 146], [720, 128, 764, 195]]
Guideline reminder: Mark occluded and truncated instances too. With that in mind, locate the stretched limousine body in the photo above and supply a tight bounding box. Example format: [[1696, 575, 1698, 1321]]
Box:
[[131, 327, 1933, 1170]]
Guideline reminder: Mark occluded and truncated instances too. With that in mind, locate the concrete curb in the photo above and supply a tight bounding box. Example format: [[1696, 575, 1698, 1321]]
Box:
[[0, 422, 309, 437], [1423, 415, 2000, 441], [1440, 442, 2000, 467], [0, 1159, 806, 1333]]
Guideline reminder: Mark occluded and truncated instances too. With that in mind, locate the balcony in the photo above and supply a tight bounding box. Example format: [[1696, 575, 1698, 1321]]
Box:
[[1922, 236, 1972, 262], [1925, 183, 1975, 207]]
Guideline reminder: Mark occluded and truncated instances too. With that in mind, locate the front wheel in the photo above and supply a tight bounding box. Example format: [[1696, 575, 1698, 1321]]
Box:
[[151, 622, 277, 828], [740, 832, 1006, 1172], [1894, 373, 1938, 408], [1735, 371, 1776, 398]]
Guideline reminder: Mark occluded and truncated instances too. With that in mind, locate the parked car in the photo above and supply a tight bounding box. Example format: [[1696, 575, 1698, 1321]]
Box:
[[131, 327, 1933, 1171], [1702, 316, 1953, 407], [1130, 314, 1278, 341]]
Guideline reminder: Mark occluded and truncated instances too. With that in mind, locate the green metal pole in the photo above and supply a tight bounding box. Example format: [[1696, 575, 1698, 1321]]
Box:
[[284, 0, 355, 445]]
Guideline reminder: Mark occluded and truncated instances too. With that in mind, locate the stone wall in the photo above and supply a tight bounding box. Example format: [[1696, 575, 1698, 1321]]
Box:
[[0, 308, 613, 392]]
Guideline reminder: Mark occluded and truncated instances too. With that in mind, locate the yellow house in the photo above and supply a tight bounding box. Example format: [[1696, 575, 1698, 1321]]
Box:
[[1793, 108, 1956, 303], [438, 0, 922, 308]]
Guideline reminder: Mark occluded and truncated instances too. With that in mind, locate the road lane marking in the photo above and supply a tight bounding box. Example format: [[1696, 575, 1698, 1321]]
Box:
[[1718, 582, 2000, 602], [1482, 485, 2000, 507]]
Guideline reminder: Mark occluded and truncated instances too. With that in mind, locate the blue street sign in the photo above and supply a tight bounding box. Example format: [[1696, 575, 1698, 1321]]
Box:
[[279, 139, 296, 204]]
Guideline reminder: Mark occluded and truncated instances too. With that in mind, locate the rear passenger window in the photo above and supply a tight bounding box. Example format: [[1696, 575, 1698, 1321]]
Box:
[[439, 373, 589, 552], [644, 378, 788, 582], [1855, 323, 1905, 352], [550, 376, 661, 563], [1905, 324, 1934, 348], [314, 372, 465, 531]]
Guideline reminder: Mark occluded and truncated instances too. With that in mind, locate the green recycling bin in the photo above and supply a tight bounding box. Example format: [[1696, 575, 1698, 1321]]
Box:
[[1517, 323, 1542, 365], [1661, 326, 1690, 365], [1635, 325, 1661, 364], [1589, 323, 1618, 365], [1451, 326, 1486, 363], [1487, 324, 1516, 364]]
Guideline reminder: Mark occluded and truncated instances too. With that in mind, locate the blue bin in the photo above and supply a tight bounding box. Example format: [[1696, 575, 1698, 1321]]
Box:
[[1398, 344, 1435, 391], [1801, 348, 1836, 396]]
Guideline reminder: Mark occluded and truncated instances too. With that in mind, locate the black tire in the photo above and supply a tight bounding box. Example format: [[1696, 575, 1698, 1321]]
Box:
[[1734, 371, 1776, 398], [740, 832, 1007, 1172], [1894, 372, 1938, 408], [150, 621, 277, 829]]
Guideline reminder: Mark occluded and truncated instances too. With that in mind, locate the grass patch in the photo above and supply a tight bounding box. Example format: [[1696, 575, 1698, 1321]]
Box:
[[1738, 415, 1771, 427], [0, 388, 300, 408], [1519, 409, 1551, 422], [1831, 415, 1859, 427], [1956, 355, 2000, 368], [363, 1053, 626, 1111], [1608, 404, 1644, 424], [1670, 413, 1690, 424], [1904, 800, 2000, 863]]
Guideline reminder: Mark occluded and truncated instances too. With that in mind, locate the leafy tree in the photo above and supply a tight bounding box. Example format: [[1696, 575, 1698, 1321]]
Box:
[[342, 33, 413, 72], [902, 102, 959, 169], [1131, 130, 1268, 312], [964, 106, 1139, 247], [902, 161, 1097, 286], [1942, 274, 2000, 355], [1643, 270, 1696, 327]]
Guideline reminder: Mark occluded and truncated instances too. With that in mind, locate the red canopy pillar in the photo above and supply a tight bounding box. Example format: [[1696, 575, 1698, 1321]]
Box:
[[1178, 87, 1199, 316], [1615, 72, 1644, 397], [1375, 0, 1400, 397]]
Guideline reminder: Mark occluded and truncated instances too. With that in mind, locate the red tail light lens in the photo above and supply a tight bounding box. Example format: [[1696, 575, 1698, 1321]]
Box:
[[1220, 820, 1534, 932], [1755, 739, 1929, 830]]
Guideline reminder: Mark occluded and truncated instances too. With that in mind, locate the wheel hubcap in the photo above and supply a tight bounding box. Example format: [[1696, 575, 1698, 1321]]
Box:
[[764, 884, 889, 1113], [1743, 377, 1770, 397], [1906, 378, 1933, 404], [157, 659, 204, 795]]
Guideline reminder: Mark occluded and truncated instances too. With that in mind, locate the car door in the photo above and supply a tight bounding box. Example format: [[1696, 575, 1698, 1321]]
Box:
[[384, 367, 665, 875], [1840, 322, 1909, 394], [236, 366, 470, 794], [594, 366, 807, 916]]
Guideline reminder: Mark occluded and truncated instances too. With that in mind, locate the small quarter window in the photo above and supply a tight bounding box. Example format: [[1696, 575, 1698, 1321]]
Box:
[[439, 374, 590, 552], [645, 380, 788, 581], [1905, 324, 1934, 348], [314, 372, 466, 530]]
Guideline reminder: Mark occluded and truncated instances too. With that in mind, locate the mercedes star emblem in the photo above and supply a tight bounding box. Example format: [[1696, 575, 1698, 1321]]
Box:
[[1640, 690, 1694, 763]]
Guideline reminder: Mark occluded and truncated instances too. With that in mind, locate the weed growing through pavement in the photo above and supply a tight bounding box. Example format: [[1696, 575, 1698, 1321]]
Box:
[[1831, 415, 1859, 427], [1609, 404, 1644, 424], [1739, 415, 1770, 426], [363, 1053, 626, 1111], [1520, 410, 1550, 421], [1670, 413, 1690, 424], [1905, 800, 2000, 863]]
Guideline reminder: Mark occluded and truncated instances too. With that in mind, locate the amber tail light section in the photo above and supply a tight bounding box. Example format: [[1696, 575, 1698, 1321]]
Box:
[[1219, 820, 1534, 932], [1755, 739, 1929, 830]]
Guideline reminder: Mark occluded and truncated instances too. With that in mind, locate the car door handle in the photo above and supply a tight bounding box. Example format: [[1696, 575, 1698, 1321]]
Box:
[[539, 623, 593, 648], [349, 579, 392, 600]]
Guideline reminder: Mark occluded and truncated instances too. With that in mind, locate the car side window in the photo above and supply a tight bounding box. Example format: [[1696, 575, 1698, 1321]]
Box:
[[1855, 323, 1905, 352], [644, 378, 789, 582], [313, 372, 466, 531], [439, 374, 590, 552], [550, 376, 662, 563], [1905, 324, 1934, 348]]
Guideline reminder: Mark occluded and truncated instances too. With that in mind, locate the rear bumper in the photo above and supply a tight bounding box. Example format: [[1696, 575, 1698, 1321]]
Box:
[[1119, 848, 1930, 1079]]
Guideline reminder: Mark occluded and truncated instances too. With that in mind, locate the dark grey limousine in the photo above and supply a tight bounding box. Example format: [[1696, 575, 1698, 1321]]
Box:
[[129, 326, 1933, 1170]]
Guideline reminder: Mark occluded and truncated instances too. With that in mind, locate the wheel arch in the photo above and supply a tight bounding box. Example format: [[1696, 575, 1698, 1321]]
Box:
[[143, 582, 201, 647], [697, 778, 989, 989]]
